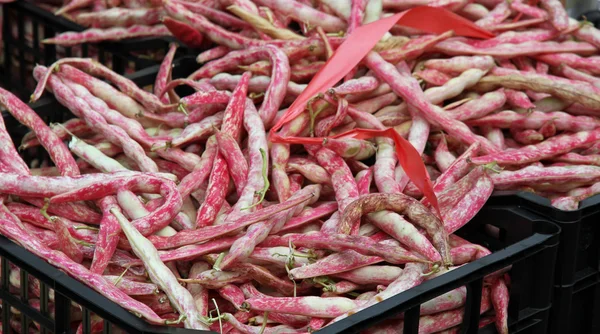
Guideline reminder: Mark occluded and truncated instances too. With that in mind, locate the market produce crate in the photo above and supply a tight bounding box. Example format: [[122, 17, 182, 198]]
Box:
[[488, 192, 600, 287], [549, 274, 600, 334], [1, 59, 560, 333], [0, 0, 198, 100], [488, 192, 600, 334]]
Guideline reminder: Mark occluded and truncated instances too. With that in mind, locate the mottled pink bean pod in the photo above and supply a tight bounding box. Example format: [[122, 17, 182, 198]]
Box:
[[505, 89, 536, 110], [558, 64, 600, 88], [243, 296, 362, 318], [215, 131, 248, 196], [278, 201, 337, 233], [154, 44, 178, 104], [253, 0, 346, 32], [444, 173, 494, 233], [491, 277, 509, 334], [467, 110, 600, 132], [210, 73, 305, 97], [435, 39, 596, 58], [423, 55, 495, 74], [510, 0, 548, 19], [291, 250, 383, 279], [449, 89, 506, 121], [540, 0, 569, 31], [491, 165, 600, 189], [475, 1, 511, 29], [42, 25, 170, 46], [435, 136, 457, 172], [262, 232, 427, 265], [331, 77, 379, 96], [472, 129, 600, 165], [197, 46, 231, 63], [314, 147, 359, 234], [414, 69, 452, 86], [0, 87, 77, 176], [75, 7, 164, 28], [537, 53, 600, 75], [112, 209, 207, 329]]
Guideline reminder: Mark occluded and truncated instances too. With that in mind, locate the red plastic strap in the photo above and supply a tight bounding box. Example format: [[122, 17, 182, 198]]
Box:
[[163, 17, 205, 49], [269, 7, 493, 218]]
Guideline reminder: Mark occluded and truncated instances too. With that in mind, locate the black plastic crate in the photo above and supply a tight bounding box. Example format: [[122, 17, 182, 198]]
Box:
[[2, 59, 560, 334], [0, 0, 194, 100], [318, 206, 560, 334], [488, 191, 600, 287], [549, 273, 600, 334]]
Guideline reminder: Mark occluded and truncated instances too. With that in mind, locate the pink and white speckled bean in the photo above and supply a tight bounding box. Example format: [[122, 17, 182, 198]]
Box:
[[356, 168, 373, 195], [435, 136, 456, 172], [147, 192, 315, 250], [315, 147, 359, 233], [491, 165, 600, 189], [263, 232, 426, 265], [435, 39, 597, 58], [186, 262, 210, 318], [0, 87, 78, 176], [331, 77, 379, 96], [505, 89, 536, 110], [334, 265, 403, 286], [112, 209, 208, 330], [42, 25, 170, 46], [482, 126, 506, 150], [278, 201, 338, 233], [210, 73, 305, 97], [467, 110, 600, 132], [423, 55, 495, 74], [459, 3, 490, 20], [197, 46, 231, 63], [540, 0, 569, 31], [215, 131, 248, 196], [414, 69, 452, 86], [75, 7, 164, 28], [510, 0, 548, 19], [332, 263, 427, 323], [154, 44, 177, 104], [449, 89, 506, 121], [286, 157, 331, 185], [482, 123, 590, 159], [558, 64, 600, 88], [253, 0, 346, 32], [475, 1, 511, 29], [491, 277, 509, 334], [243, 296, 362, 318], [444, 174, 493, 233], [473, 29, 558, 48], [290, 249, 383, 279]]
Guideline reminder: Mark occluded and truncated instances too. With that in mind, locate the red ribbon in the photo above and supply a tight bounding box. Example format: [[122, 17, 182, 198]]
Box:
[[269, 6, 494, 218]]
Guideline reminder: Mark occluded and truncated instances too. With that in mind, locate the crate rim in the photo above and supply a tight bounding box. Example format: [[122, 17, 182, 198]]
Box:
[[8, 1, 178, 53], [0, 235, 207, 334], [316, 207, 561, 334]]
